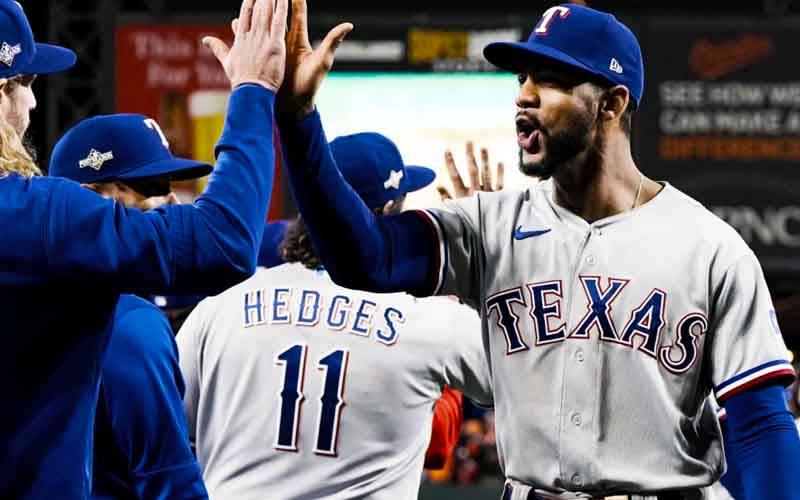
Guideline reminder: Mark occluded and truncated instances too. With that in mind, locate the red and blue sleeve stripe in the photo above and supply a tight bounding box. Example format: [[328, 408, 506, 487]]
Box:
[[714, 359, 795, 402]]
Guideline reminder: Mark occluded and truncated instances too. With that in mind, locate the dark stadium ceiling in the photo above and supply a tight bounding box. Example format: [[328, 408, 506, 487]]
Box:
[[116, 0, 799, 15]]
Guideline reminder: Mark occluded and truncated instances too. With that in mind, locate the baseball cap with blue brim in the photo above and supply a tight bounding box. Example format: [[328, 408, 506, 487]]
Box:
[[483, 3, 644, 106], [329, 132, 436, 210], [49, 114, 212, 184], [0, 0, 76, 78]]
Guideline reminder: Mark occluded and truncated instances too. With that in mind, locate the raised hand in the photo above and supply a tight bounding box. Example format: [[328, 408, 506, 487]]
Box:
[[437, 141, 505, 201], [202, 0, 289, 91], [278, 0, 353, 119]]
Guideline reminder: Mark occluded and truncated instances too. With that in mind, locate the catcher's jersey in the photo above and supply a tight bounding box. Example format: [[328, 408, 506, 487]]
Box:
[[419, 179, 793, 495], [177, 264, 492, 500]]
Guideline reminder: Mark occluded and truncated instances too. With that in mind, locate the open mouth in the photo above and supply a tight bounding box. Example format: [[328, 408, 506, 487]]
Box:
[[516, 117, 542, 154]]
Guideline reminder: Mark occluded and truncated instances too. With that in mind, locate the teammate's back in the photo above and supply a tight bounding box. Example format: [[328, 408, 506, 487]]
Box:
[[178, 263, 492, 500]]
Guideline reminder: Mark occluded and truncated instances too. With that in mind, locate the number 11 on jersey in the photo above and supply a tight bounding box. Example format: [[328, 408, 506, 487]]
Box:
[[275, 344, 350, 456]]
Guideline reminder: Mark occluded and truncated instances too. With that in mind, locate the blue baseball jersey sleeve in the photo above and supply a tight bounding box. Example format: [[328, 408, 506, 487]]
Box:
[[93, 295, 207, 500], [279, 110, 436, 295], [0, 85, 276, 499]]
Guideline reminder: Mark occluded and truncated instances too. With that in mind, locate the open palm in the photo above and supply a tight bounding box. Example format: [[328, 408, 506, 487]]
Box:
[[279, 0, 353, 119]]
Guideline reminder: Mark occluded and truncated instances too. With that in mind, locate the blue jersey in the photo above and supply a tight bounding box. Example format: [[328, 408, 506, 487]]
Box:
[[0, 85, 276, 499], [93, 295, 207, 499]]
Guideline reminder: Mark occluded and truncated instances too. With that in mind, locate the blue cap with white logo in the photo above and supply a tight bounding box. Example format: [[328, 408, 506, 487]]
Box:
[[49, 114, 212, 183], [329, 132, 436, 209], [0, 0, 76, 78], [484, 3, 644, 106]]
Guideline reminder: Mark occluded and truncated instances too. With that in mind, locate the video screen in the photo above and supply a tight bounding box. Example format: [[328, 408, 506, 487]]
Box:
[[316, 72, 537, 209]]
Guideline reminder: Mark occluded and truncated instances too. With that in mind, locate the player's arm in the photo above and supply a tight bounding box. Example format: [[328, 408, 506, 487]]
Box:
[[279, 111, 439, 294], [425, 386, 464, 470], [37, 84, 271, 294], [103, 302, 208, 499], [718, 412, 746, 500], [276, 0, 442, 294], [720, 383, 799, 499], [17, 0, 286, 294], [709, 252, 799, 498]]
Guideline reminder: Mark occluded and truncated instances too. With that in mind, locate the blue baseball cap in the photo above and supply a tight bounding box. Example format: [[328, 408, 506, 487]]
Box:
[[329, 132, 436, 209], [484, 3, 644, 106], [50, 114, 212, 184], [0, 1, 76, 78]]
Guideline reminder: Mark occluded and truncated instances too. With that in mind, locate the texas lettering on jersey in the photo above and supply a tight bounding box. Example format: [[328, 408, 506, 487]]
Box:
[[241, 284, 406, 346], [487, 276, 703, 373]]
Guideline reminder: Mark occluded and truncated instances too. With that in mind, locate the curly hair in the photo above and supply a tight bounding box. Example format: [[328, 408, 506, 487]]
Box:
[[280, 198, 402, 270], [280, 216, 323, 270], [0, 119, 40, 178]]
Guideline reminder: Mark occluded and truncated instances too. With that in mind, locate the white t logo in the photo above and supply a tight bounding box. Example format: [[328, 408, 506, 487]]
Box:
[[144, 118, 170, 148], [535, 6, 571, 34]]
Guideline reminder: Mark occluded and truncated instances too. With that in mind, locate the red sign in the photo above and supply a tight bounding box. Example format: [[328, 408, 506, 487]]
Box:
[[115, 24, 283, 219]]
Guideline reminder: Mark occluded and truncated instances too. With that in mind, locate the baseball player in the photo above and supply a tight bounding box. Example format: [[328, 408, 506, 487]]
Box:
[[0, 0, 292, 497], [276, 1, 800, 499], [176, 131, 493, 500], [48, 114, 216, 499]]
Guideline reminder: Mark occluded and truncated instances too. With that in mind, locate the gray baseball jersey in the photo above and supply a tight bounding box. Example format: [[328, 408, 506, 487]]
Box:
[[177, 263, 492, 500], [417, 179, 793, 495]]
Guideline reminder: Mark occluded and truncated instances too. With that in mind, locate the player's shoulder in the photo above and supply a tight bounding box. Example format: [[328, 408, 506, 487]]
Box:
[[400, 295, 481, 341], [658, 183, 750, 247], [422, 185, 540, 238], [0, 173, 66, 209], [195, 263, 333, 311], [115, 294, 162, 317], [6, 172, 95, 197], [110, 294, 175, 358]]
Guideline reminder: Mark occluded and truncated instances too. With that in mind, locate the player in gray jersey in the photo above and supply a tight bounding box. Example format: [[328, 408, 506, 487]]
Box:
[[176, 131, 493, 500], [275, 1, 800, 499]]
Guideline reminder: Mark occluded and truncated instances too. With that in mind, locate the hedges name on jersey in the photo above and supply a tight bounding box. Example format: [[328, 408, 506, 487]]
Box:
[[240, 272, 405, 346]]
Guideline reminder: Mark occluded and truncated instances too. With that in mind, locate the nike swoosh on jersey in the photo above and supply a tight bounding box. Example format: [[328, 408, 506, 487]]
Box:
[[513, 226, 552, 240]]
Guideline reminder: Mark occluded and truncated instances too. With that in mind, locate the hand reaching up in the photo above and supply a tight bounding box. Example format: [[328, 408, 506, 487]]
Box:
[[203, 0, 289, 92]]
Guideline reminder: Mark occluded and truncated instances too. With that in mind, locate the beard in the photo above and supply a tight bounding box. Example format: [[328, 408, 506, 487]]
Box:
[[518, 105, 597, 180]]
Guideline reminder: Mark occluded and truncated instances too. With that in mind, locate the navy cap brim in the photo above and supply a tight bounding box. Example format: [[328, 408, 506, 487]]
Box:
[[404, 165, 436, 193], [26, 43, 76, 75], [484, 40, 600, 79], [115, 157, 213, 181]]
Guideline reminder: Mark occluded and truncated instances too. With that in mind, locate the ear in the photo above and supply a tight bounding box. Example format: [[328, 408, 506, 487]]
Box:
[[81, 182, 101, 193], [598, 85, 630, 125], [380, 199, 395, 215], [81, 182, 115, 198]]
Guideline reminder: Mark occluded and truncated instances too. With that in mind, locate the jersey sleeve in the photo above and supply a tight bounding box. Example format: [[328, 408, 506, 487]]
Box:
[[6, 84, 274, 295], [279, 110, 437, 295], [176, 300, 211, 447], [103, 303, 208, 499], [440, 302, 493, 406], [709, 253, 795, 402], [417, 196, 484, 306]]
